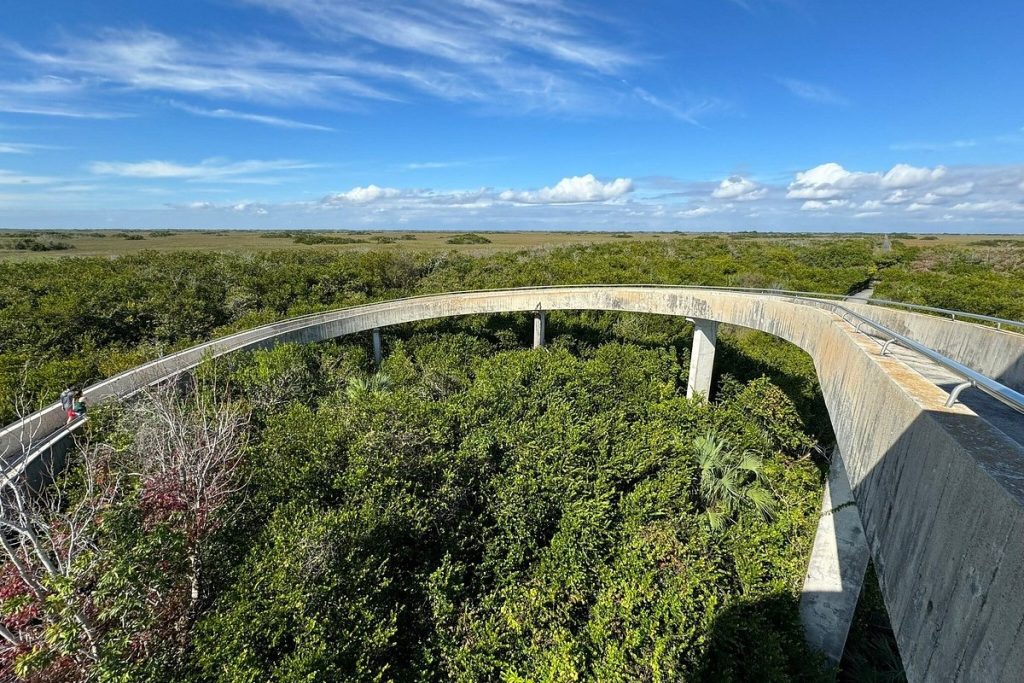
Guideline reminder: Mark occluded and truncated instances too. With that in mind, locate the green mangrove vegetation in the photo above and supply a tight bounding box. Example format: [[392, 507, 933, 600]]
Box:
[[0, 235, 930, 681]]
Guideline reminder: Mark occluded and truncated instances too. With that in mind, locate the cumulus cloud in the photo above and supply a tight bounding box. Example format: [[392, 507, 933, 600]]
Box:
[[880, 163, 946, 189], [950, 200, 1024, 213], [324, 184, 402, 203], [36, 162, 1023, 231], [882, 190, 912, 204], [933, 182, 974, 197], [787, 162, 948, 200], [800, 199, 851, 211], [499, 174, 633, 204], [787, 163, 875, 199], [678, 205, 717, 217], [712, 176, 766, 201]]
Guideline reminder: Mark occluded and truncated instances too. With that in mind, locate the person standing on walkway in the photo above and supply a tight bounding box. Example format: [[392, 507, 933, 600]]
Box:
[[71, 389, 87, 421], [60, 385, 76, 424]]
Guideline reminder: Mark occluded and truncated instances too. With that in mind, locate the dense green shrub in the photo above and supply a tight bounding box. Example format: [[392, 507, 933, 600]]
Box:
[[184, 337, 828, 682], [9, 237, 73, 251], [293, 234, 368, 245], [445, 233, 492, 244], [874, 242, 1024, 320]]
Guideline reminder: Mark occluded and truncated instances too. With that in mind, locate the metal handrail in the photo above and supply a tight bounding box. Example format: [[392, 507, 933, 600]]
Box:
[[775, 294, 1024, 414], [859, 297, 1024, 331], [651, 285, 1024, 331]]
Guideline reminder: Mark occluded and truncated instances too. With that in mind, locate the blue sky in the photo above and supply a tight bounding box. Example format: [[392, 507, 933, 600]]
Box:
[[1, 0, 1022, 231]]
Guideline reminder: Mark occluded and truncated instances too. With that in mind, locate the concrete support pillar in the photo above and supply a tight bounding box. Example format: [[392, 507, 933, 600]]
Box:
[[799, 449, 870, 665], [686, 319, 717, 399], [533, 311, 546, 349], [372, 328, 382, 365]]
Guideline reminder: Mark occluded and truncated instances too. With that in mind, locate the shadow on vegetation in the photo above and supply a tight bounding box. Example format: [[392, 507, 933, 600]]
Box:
[[840, 563, 906, 683], [697, 592, 834, 682]]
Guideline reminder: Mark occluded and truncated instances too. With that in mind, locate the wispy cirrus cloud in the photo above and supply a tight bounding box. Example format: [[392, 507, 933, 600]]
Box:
[[1, 4, 717, 124], [0, 142, 57, 154], [0, 169, 58, 185], [402, 160, 469, 170], [169, 102, 334, 131], [0, 76, 127, 118], [631, 88, 727, 126], [776, 77, 849, 106], [88, 157, 317, 181], [890, 139, 977, 152], [241, 0, 638, 74]]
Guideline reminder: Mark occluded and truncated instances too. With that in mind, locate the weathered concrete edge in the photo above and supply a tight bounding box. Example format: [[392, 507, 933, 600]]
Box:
[[843, 301, 1024, 391]]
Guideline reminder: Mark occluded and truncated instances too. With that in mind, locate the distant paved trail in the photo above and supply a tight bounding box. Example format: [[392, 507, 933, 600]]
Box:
[[846, 279, 877, 302]]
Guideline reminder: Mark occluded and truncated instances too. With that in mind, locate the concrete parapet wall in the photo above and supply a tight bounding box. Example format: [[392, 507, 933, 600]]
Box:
[[2, 286, 1023, 680], [842, 301, 1024, 391]]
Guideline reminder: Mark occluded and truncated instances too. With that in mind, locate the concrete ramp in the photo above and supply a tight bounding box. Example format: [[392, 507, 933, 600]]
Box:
[[1, 286, 1022, 681]]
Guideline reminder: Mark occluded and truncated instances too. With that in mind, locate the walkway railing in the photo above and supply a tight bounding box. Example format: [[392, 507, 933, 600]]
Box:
[[2, 285, 1023, 483], [707, 286, 1024, 332]]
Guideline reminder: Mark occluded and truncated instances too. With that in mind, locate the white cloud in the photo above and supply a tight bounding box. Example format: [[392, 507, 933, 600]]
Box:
[[171, 102, 333, 131], [324, 185, 402, 203], [632, 88, 727, 126], [880, 163, 947, 189], [950, 200, 1024, 214], [89, 157, 314, 180], [777, 78, 848, 105], [242, 0, 636, 74], [932, 182, 974, 197], [788, 162, 948, 200], [882, 190, 912, 204], [800, 199, 851, 211], [0, 169, 57, 185], [890, 139, 976, 152], [678, 206, 717, 217], [712, 176, 766, 201], [0, 142, 56, 154], [499, 174, 633, 204], [786, 163, 876, 199], [403, 161, 467, 170], [0, 76, 128, 118], [2, 8, 678, 122]]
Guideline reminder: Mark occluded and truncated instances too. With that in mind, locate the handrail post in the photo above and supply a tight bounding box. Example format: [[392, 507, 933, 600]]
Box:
[[945, 380, 974, 407]]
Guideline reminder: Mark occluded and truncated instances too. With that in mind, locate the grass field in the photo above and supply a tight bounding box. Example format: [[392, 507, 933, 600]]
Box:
[[1, 228, 1020, 260]]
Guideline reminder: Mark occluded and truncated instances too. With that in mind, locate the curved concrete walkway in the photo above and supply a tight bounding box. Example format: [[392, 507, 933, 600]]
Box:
[[2, 286, 1023, 681]]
